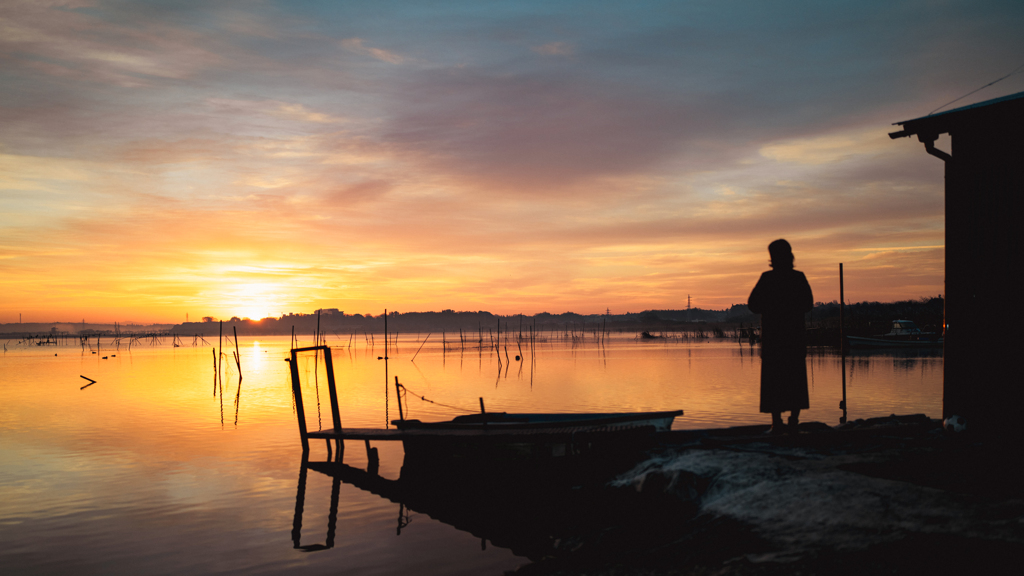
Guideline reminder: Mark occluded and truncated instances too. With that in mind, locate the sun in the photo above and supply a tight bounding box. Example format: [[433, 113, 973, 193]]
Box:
[[236, 305, 275, 321], [230, 283, 284, 320]]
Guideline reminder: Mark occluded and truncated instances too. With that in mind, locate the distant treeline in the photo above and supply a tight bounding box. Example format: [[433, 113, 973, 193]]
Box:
[[168, 307, 753, 338], [2, 298, 944, 348], [803, 296, 944, 346]]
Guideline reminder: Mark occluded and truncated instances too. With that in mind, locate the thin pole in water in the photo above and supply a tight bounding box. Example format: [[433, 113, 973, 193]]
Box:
[[218, 320, 223, 393], [233, 325, 242, 377], [395, 376, 404, 421], [839, 263, 848, 424]]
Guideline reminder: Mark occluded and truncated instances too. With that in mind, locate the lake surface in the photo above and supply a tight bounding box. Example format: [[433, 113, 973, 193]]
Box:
[[0, 334, 942, 574]]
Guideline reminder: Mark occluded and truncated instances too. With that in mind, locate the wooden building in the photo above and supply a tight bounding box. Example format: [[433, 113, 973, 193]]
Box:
[[890, 91, 1024, 436]]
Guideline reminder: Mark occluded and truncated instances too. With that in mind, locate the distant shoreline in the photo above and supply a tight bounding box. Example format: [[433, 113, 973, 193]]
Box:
[[1, 297, 943, 343]]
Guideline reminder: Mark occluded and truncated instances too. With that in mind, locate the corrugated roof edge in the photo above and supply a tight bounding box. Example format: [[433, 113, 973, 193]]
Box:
[[893, 90, 1024, 127]]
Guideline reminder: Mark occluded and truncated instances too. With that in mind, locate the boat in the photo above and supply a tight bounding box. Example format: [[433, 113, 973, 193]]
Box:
[[845, 320, 942, 349], [392, 410, 681, 432], [392, 404, 683, 464]]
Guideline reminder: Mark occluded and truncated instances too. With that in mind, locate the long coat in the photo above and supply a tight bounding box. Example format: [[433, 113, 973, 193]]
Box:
[[748, 268, 814, 413]]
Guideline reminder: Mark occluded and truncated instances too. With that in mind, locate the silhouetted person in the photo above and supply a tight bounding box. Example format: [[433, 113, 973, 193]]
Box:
[[748, 239, 813, 433]]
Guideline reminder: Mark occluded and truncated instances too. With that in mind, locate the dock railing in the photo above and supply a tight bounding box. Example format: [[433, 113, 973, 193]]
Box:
[[289, 345, 341, 455]]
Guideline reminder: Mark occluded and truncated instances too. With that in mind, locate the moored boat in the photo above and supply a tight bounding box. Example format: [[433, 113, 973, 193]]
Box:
[[392, 388, 682, 464], [846, 319, 942, 348], [391, 410, 682, 432]]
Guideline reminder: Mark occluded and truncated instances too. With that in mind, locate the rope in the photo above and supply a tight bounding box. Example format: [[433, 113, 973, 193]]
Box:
[[397, 383, 478, 415]]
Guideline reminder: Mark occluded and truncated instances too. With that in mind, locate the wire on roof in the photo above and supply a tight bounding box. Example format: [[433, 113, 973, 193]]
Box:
[[929, 62, 1024, 116]]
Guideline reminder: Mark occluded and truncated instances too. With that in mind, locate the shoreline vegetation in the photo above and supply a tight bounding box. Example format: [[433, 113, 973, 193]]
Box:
[[2, 297, 943, 347]]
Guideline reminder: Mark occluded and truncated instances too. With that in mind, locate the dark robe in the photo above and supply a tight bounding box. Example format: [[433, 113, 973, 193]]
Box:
[[747, 268, 813, 413]]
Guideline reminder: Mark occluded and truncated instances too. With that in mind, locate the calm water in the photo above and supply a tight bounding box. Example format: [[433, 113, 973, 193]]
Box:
[[0, 334, 942, 574]]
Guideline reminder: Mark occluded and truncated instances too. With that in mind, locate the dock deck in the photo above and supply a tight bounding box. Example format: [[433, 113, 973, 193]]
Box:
[[305, 423, 662, 442], [290, 345, 674, 458]]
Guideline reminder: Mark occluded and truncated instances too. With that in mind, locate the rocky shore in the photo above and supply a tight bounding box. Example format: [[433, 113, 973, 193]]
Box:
[[514, 415, 1024, 575]]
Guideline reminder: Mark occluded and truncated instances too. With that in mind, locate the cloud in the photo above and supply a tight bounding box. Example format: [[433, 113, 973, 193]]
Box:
[[205, 98, 346, 125], [758, 129, 892, 165], [382, 66, 735, 193], [7, 0, 1024, 321], [340, 38, 405, 64], [0, 0, 227, 86], [532, 41, 573, 56]]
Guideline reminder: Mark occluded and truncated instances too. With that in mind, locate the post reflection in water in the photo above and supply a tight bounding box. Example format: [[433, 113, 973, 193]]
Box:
[[290, 436, 686, 563], [292, 457, 342, 552]]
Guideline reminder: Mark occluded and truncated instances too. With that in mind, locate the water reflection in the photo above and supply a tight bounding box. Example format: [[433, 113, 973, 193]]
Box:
[[1, 334, 942, 575], [292, 445, 679, 563]]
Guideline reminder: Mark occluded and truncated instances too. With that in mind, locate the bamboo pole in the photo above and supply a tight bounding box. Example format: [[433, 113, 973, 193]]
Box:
[[411, 333, 431, 361], [233, 325, 242, 377]]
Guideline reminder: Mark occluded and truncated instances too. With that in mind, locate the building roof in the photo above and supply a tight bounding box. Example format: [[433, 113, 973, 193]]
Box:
[[889, 90, 1024, 140]]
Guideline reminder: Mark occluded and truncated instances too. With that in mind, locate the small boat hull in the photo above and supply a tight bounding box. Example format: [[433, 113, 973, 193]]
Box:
[[393, 410, 681, 432], [394, 410, 683, 468]]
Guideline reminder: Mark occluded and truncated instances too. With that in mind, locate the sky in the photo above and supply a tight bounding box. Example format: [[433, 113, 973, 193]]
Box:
[[2, 0, 1023, 324]]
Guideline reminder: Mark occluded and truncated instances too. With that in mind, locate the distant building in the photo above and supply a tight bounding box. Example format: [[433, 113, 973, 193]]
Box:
[[890, 91, 1024, 437]]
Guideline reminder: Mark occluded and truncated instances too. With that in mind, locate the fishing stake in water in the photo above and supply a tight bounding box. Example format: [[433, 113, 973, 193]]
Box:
[[80, 375, 97, 390]]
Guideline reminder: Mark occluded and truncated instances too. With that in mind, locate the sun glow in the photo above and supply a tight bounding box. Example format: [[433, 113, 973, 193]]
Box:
[[230, 283, 285, 321]]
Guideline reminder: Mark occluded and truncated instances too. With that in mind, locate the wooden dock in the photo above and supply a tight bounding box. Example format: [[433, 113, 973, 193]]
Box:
[[306, 423, 661, 442], [289, 345, 668, 462]]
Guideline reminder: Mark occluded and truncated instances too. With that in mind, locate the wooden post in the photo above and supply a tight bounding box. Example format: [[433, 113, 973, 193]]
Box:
[[411, 333, 430, 361], [290, 348, 310, 454], [395, 376, 404, 421], [212, 347, 217, 395], [233, 325, 242, 376], [323, 346, 342, 434]]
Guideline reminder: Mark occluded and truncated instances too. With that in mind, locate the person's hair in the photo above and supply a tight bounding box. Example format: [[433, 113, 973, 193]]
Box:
[[768, 239, 794, 269]]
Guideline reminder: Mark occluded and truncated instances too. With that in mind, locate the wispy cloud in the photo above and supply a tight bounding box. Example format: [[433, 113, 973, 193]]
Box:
[[340, 38, 405, 64]]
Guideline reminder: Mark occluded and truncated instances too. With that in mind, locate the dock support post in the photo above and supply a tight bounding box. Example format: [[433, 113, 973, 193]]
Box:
[[290, 349, 310, 454], [364, 439, 379, 474], [323, 346, 343, 458], [323, 347, 343, 430]]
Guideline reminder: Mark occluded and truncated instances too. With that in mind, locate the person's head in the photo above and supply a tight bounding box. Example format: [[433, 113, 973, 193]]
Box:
[[768, 239, 794, 269]]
